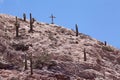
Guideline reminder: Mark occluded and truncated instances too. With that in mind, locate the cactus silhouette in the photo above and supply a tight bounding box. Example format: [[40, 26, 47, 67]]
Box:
[[15, 16, 20, 37], [104, 41, 107, 46], [23, 13, 26, 21], [75, 24, 79, 36], [24, 53, 28, 70], [83, 48, 87, 61], [29, 13, 34, 32], [30, 53, 33, 75]]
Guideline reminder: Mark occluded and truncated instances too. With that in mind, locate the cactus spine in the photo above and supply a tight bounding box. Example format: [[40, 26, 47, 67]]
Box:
[[83, 48, 87, 61], [75, 24, 79, 36], [23, 13, 26, 21], [15, 16, 20, 37], [30, 53, 33, 75]]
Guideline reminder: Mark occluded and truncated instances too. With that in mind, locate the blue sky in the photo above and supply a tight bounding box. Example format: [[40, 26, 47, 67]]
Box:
[[0, 0, 120, 48]]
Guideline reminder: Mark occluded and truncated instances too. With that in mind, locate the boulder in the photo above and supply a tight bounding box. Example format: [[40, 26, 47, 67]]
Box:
[[0, 61, 14, 69]]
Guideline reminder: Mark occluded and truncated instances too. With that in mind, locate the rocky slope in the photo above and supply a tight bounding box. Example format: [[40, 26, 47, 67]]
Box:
[[0, 14, 120, 80]]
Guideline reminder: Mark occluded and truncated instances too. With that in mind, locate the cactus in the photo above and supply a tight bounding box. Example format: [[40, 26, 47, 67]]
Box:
[[30, 53, 33, 75], [24, 53, 28, 70], [83, 48, 87, 61], [15, 16, 20, 37], [29, 13, 34, 32], [23, 13, 26, 21], [75, 24, 79, 36], [30, 13, 33, 31], [104, 41, 107, 46]]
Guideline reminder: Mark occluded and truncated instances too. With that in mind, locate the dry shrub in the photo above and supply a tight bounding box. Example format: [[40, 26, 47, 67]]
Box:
[[116, 56, 120, 64], [33, 53, 57, 69], [54, 74, 70, 80], [0, 42, 6, 53], [102, 46, 114, 52], [58, 62, 79, 75], [9, 77, 19, 80], [78, 70, 96, 79], [97, 41, 104, 46], [54, 54, 73, 62], [93, 44, 101, 48], [80, 63, 102, 71], [56, 27, 71, 35], [0, 23, 4, 30], [0, 38, 8, 53], [83, 43, 93, 46], [11, 42, 29, 51], [79, 33, 91, 39]]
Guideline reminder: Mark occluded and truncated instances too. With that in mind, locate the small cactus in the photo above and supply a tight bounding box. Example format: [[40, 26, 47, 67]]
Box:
[[23, 13, 26, 21], [24, 53, 28, 70], [104, 41, 107, 46], [29, 13, 34, 32], [30, 53, 33, 75], [83, 48, 87, 61], [75, 24, 79, 36], [15, 16, 20, 37]]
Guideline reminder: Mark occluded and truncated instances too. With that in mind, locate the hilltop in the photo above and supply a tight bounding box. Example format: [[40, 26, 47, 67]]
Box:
[[0, 14, 120, 80]]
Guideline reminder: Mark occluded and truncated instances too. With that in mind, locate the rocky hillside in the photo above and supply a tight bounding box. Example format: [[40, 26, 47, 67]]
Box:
[[0, 14, 120, 80]]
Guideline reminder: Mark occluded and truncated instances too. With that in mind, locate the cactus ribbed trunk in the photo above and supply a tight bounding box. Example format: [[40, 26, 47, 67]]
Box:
[[29, 13, 34, 32], [75, 24, 78, 36], [84, 48, 87, 61], [30, 53, 33, 75], [15, 16, 19, 37], [104, 41, 107, 46], [23, 13, 26, 21], [24, 53, 28, 70]]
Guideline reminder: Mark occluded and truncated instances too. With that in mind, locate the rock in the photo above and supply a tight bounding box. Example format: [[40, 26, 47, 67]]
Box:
[[116, 56, 120, 64], [0, 41, 6, 53], [0, 76, 4, 80], [80, 63, 102, 71], [78, 70, 96, 79], [11, 43, 29, 51], [0, 61, 14, 69], [54, 73, 70, 80]]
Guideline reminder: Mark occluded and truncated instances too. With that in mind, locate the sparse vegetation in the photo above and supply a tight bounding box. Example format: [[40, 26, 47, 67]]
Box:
[[0, 14, 120, 80], [33, 53, 56, 70], [102, 45, 114, 52], [55, 55, 73, 62], [11, 43, 29, 51]]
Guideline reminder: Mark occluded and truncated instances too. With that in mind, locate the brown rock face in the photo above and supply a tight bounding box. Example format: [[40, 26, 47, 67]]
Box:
[[54, 74, 70, 80], [78, 70, 96, 79], [0, 62, 14, 69]]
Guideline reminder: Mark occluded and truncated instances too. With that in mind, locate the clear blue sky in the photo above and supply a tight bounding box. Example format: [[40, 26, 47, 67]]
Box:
[[0, 0, 120, 48]]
